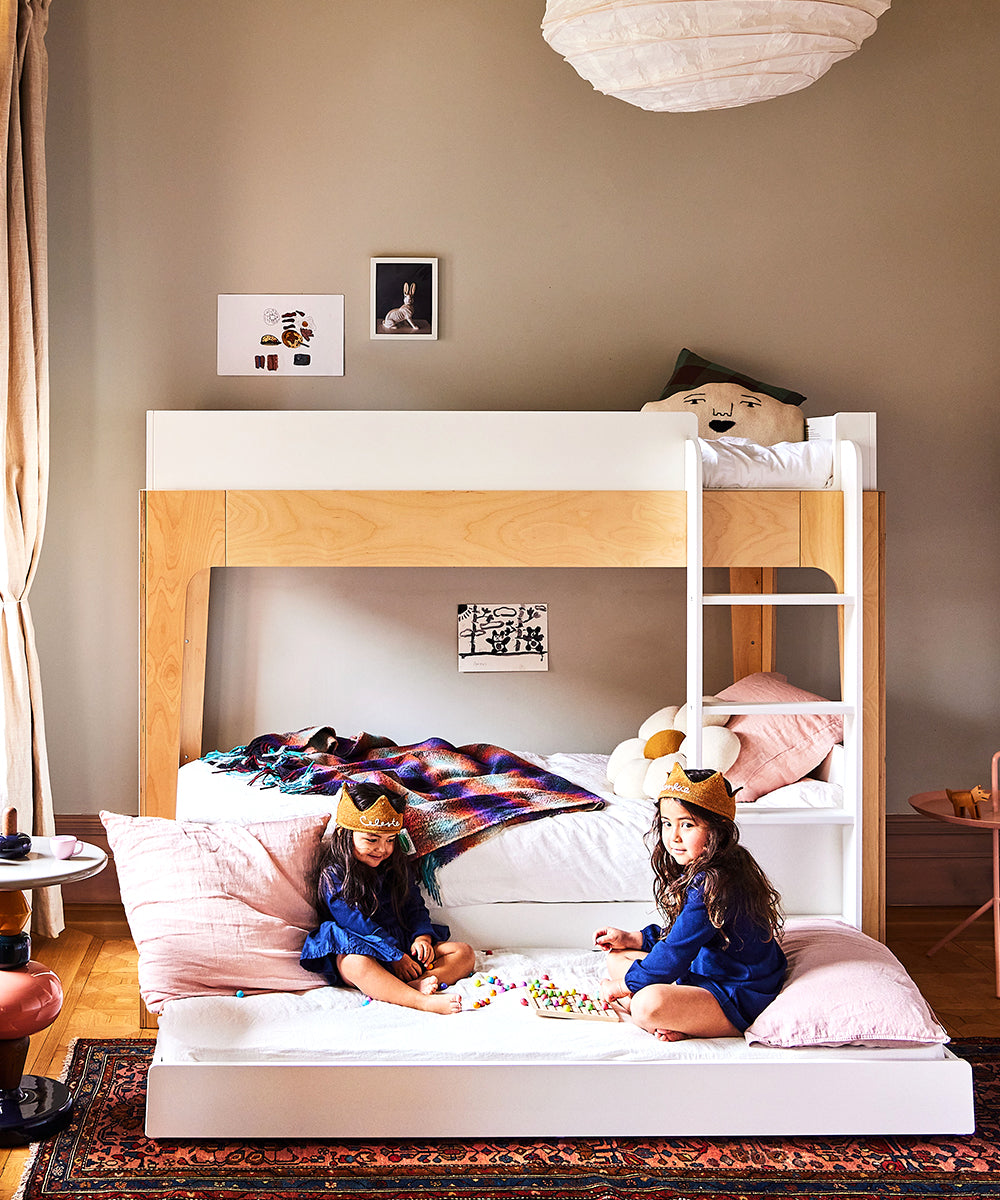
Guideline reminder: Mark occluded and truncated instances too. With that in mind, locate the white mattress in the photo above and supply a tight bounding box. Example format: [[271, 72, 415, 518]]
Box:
[[154, 945, 943, 1068], [176, 750, 843, 906]]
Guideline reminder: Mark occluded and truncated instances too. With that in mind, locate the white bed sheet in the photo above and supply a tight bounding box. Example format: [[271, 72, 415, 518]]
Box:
[[176, 751, 842, 906], [700, 436, 833, 489], [155, 945, 944, 1068]]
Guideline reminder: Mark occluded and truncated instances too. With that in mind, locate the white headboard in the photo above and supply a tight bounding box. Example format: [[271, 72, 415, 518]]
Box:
[[146, 409, 876, 491], [145, 410, 698, 491]]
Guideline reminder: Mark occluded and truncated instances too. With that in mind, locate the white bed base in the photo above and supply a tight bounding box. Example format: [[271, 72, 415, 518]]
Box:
[[144, 907, 973, 1141], [139, 409, 973, 1141], [145, 1052, 973, 1139]]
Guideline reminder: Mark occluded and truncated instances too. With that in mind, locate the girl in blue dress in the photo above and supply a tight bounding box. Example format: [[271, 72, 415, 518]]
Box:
[[594, 763, 786, 1041], [301, 781, 475, 1014]]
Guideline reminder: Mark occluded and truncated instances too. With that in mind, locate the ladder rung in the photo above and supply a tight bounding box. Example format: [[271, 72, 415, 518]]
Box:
[[702, 593, 855, 606], [703, 701, 853, 716]]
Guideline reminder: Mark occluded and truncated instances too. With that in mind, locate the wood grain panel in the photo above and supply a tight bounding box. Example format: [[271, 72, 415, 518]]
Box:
[[861, 491, 886, 938], [178, 567, 213, 767], [800, 491, 845, 587], [141, 491, 226, 820], [728, 567, 777, 680], [225, 490, 692, 568], [702, 492, 800, 567]]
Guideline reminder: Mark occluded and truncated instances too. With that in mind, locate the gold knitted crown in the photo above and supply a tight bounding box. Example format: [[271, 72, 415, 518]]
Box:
[[335, 783, 406, 834], [658, 762, 737, 822]]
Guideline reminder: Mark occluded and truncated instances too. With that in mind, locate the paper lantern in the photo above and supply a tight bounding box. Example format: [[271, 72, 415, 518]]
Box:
[[541, 1, 891, 113]]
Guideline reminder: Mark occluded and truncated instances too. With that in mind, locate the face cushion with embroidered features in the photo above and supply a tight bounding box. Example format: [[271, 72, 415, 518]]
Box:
[[101, 811, 330, 1012], [642, 347, 806, 444]]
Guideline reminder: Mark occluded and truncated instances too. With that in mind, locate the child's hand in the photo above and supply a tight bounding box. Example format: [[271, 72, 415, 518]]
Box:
[[593, 926, 641, 952], [391, 954, 424, 982], [600, 977, 632, 1011], [410, 935, 435, 968]]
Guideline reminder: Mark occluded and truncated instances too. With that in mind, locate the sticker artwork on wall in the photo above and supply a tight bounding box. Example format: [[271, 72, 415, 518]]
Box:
[[217, 294, 345, 375], [457, 603, 548, 673]]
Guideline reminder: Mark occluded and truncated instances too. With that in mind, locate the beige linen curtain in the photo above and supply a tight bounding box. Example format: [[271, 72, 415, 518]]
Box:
[[0, 0, 59, 937]]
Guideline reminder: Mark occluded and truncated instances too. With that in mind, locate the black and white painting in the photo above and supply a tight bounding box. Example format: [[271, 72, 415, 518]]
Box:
[[457, 603, 548, 673]]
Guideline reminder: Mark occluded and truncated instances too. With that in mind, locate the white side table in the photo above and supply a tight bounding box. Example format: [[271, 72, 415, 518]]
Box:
[[0, 837, 107, 1144]]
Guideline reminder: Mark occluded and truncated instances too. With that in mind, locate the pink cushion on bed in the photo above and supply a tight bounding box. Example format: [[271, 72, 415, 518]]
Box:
[[746, 920, 948, 1048], [101, 811, 330, 1013], [716, 672, 843, 802]]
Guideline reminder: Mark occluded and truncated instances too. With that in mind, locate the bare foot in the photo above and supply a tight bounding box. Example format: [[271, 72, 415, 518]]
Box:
[[412, 974, 441, 995], [653, 1027, 688, 1042], [416, 991, 463, 1014]]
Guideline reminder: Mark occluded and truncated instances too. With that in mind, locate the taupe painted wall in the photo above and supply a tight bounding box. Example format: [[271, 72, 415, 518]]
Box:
[[36, 2, 1000, 815]]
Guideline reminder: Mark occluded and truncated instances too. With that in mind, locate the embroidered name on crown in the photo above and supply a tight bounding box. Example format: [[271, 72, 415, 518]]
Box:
[[359, 813, 400, 828]]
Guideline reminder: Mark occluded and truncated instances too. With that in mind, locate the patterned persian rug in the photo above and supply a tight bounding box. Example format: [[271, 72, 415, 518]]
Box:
[[14, 1038, 1000, 1199]]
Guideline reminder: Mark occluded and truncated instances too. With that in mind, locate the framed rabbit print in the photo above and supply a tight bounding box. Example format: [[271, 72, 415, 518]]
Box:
[[371, 257, 438, 339]]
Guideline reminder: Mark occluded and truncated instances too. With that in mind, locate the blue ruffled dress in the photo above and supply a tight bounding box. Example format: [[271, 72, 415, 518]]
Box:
[[300, 863, 450, 985], [623, 876, 787, 1032]]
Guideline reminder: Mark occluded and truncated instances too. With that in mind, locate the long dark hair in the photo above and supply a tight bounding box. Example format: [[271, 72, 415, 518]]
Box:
[[649, 797, 783, 946], [321, 824, 412, 926]]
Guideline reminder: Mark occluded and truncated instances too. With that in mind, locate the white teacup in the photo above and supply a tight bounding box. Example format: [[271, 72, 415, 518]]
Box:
[[51, 835, 84, 860]]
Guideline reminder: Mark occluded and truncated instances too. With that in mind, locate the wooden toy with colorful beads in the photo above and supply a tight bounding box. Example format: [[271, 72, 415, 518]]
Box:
[[524, 978, 620, 1022]]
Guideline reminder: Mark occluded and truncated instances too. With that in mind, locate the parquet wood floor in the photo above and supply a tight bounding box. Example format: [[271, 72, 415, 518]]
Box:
[[1, 904, 998, 1191]]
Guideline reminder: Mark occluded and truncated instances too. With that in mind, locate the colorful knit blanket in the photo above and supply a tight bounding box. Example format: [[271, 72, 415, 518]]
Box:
[[204, 727, 604, 900]]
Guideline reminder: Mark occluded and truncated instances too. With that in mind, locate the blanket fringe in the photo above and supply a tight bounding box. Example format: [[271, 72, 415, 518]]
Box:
[[418, 856, 443, 905]]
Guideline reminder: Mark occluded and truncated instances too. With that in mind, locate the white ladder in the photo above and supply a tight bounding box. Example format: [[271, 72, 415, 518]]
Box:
[[682, 437, 864, 926]]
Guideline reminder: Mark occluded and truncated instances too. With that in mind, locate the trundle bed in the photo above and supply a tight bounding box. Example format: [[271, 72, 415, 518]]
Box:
[[131, 409, 974, 1138]]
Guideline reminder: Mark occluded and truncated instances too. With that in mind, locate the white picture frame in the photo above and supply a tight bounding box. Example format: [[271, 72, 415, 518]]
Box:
[[457, 603, 549, 673], [371, 258, 438, 340], [217, 294, 345, 376]]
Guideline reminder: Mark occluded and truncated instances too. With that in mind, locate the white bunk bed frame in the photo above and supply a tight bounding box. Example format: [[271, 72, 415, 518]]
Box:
[[138, 410, 973, 1138]]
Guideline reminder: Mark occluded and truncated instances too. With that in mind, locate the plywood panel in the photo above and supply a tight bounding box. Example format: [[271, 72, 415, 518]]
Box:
[[861, 491, 886, 938], [703, 492, 800, 567], [800, 491, 846, 587], [141, 491, 226, 820], [225, 490, 692, 568], [728, 567, 777, 680]]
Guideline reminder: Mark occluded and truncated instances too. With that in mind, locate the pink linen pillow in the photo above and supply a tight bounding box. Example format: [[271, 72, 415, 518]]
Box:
[[101, 811, 330, 1013], [717, 672, 843, 802], [746, 919, 948, 1048]]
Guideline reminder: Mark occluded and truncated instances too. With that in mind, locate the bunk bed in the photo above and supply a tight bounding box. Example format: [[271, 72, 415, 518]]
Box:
[[131, 409, 974, 1139]]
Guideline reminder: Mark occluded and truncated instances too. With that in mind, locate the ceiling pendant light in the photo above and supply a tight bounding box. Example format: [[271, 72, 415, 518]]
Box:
[[541, 1, 891, 113]]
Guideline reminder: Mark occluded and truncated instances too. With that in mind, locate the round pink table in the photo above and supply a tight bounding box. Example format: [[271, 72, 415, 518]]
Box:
[[908, 790, 1000, 999], [0, 837, 107, 1144]]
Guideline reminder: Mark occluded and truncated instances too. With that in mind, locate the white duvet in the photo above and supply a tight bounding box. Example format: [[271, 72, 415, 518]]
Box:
[[176, 749, 842, 907], [700, 436, 833, 489]]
